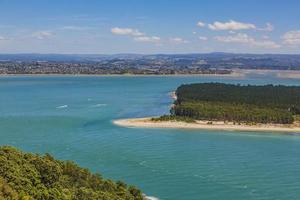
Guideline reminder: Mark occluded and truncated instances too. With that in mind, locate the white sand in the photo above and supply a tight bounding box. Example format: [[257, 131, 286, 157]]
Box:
[[277, 71, 300, 79], [113, 117, 300, 133]]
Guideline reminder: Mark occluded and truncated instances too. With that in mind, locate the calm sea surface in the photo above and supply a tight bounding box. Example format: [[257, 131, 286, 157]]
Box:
[[0, 74, 300, 200]]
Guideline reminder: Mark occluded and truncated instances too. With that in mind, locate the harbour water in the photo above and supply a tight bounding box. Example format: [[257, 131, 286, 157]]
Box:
[[0, 74, 299, 200]]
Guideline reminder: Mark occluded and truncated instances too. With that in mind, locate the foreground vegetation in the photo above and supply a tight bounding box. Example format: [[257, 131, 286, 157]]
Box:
[[172, 83, 300, 124], [0, 146, 143, 200]]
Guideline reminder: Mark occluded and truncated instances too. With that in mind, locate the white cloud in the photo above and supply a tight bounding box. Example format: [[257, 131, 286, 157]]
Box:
[[208, 20, 256, 31], [111, 27, 144, 36], [197, 21, 206, 27], [134, 36, 161, 43], [215, 33, 280, 49], [282, 30, 300, 46], [198, 36, 208, 41], [262, 35, 270, 39], [32, 31, 54, 39], [258, 23, 274, 32], [253, 40, 280, 49], [0, 36, 6, 40], [169, 37, 189, 44], [215, 33, 253, 43], [112, 27, 161, 44]]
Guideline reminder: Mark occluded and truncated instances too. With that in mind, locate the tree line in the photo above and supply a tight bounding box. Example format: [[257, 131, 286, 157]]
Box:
[[172, 101, 294, 124], [172, 83, 300, 124]]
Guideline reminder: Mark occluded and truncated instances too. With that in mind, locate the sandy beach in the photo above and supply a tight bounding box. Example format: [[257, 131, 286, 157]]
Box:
[[238, 69, 300, 79], [277, 70, 300, 79], [113, 117, 300, 133]]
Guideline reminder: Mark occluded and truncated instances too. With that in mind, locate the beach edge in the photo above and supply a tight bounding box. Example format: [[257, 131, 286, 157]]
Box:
[[113, 117, 300, 133]]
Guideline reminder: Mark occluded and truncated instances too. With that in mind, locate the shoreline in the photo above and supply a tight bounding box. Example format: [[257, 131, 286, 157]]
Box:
[[1, 69, 300, 79], [0, 72, 242, 77], [113, 117, 300, 134]]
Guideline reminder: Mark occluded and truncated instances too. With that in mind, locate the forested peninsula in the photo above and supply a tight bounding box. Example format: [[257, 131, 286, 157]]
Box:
[[0, 146, 144, 200], [171, 83, 300, 124], [114, 83, 300, 133]]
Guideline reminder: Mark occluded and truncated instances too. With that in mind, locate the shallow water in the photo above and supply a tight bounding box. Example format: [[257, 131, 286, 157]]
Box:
[[0, 74, 300, 200]]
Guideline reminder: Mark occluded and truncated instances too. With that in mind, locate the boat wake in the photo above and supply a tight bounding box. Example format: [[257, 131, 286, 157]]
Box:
[[144, 195, 159, 200], [56, 105, 68, 109], [92, 103, 107, 107]]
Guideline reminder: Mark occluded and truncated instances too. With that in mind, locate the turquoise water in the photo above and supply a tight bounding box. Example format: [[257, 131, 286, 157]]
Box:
[[0, 74, 300, 200]]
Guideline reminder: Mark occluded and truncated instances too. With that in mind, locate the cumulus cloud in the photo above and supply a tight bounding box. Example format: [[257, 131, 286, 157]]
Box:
[[32, 31, 54, 39], [111, 27, 161, 44], [134, 36, 161, 43], [208, 20, 256, 31], [198, 36, 208, 41], [169, 37, 189, 44], [197, 21, 206, 27], [111, 27, 144, 36], [258, 23, 274, 32], [253, 40, 280, 49], [215, 33, 253, 43], [282, 30, 300, 46], [262, 35, 270, 39], [215, 33, 280, 48]]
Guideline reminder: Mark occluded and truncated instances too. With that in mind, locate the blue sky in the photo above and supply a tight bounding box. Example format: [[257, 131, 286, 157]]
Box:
[[0, 0, 299, 54]]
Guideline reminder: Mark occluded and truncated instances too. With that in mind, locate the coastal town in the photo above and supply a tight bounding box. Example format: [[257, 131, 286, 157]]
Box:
[[0, 53, 299, 75], [0, 60, 231, 75]]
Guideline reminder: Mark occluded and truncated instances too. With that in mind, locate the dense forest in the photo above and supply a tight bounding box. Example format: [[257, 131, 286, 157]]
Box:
[[172, 83, 300, 124], [0, 146, 144, 200]]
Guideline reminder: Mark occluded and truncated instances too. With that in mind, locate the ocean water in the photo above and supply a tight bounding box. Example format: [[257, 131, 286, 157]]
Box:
[[0, 74, 300, 200]]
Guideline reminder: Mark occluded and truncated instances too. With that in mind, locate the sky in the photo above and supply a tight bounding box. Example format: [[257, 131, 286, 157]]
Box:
[[0, 0, 299, 54]]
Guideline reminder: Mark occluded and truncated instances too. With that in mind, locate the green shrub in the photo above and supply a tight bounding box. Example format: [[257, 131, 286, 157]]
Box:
[[0, 146, 143, 200]]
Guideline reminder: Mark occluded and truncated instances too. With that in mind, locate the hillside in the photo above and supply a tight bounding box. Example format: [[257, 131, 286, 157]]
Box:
[[0, 146, 144, 200]]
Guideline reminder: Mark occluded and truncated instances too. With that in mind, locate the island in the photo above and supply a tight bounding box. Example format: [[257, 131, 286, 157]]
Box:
[[114, 83, 300, 133], [0, 146, 146, 200]]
